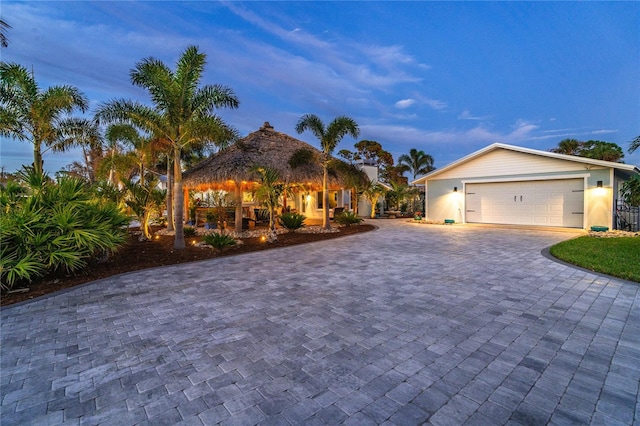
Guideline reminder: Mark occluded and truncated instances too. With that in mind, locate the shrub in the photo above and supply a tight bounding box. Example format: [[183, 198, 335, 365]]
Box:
[[335, 211, 363, 227], [278, 212, 306, 231], [0, 168, 129, 291], [183, 226, 197, 237], [202, 232, 237, 250]]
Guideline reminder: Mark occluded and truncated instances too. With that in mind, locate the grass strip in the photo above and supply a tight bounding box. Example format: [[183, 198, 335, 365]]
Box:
[[550, 236, 640, 283]]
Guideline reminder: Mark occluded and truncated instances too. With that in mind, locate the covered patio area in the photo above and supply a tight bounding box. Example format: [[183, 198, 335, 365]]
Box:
[[183, 122, 359, 232]]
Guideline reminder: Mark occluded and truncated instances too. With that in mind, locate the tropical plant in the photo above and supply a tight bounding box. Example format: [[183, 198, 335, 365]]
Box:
[[0, 167, 128, 291], [620, 175, 640, 207], [551, 138, 581, 156], [330, 160, 368, 215], [296, 114, 359, 230], [361, 181, 387, 218], [278, 212, 306, 231], [183, 226, 197, 237], [334, 211, 363, 227], [205, 210, 217, 226], [387, 181, 411, 211], [550, 139, 625, 162], [252, 166, 285, 242], [1, 19, 11, 48], [398, 148, 435, 180], [580, 141, 624, 162], [202, 232, 237, 250], [95, 45, 239, 249], [0, 62, 89, 175], [121, 175, 166, 241]]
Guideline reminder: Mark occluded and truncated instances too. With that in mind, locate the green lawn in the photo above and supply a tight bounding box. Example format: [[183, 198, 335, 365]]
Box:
[[550, 236, 640, 282]]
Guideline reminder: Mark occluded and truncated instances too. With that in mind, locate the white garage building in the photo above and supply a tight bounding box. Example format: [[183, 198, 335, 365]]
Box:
[[412, 143, 640, 230]]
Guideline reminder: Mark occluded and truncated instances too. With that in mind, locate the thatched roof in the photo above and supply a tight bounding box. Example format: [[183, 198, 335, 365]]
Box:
[[183, 122, 351, 191]]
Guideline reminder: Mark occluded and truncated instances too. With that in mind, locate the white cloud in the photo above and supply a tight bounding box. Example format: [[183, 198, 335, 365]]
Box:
[[591, 129, 617, 135], [458, 110, 491, 121], [395, 99, 416, 109]]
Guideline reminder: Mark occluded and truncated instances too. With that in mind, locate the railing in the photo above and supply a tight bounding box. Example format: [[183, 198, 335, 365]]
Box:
[[615, 200, 639, 232]]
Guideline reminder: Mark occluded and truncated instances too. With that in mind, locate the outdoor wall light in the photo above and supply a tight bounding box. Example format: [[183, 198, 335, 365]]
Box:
[[596, 181, 603, 188], [453, 186, 458, 192]]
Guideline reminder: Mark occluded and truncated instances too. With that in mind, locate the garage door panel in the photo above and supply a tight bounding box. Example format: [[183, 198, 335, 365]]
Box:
[[466, 179, 583, 228]]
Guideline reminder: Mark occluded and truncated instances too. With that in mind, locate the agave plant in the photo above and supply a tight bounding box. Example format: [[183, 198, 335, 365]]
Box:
[[278, 212, 306, 231], [202, 232, 237, 250], [334, 211, 363, 227]]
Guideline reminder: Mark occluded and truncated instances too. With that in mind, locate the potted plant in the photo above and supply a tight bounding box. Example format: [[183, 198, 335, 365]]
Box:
[[188, 204, 197, 226], [205, 210, 217, 230], [414, 211, 423, 221]]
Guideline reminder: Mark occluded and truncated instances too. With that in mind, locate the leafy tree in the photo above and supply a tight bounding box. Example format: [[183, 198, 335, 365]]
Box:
[[398, 148, 435, 180], [296, 114, 360, 230], [580, 141, 624, 162], [629, 136, 640, 154], [95, 45, 239, 249], [0, 62, 89, 175], [550, 139, 624, 162]]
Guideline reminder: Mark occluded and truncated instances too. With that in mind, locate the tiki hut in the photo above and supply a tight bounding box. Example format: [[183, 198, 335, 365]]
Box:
[[183, 122, 363, 231]]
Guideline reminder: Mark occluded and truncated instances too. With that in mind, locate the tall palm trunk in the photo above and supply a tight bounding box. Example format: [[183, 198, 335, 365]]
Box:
[[33, 143, 43, 176], [173, 147, 185, 249], [323, 162, 330, 230], [166, 160, 174, 232]]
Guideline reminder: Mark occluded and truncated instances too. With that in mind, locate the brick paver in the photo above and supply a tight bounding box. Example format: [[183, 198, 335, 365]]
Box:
[[1, 221, 638, 425]]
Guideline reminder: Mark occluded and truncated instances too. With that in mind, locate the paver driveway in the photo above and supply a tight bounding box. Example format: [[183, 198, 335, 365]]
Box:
[[2, 220, 639, 425]]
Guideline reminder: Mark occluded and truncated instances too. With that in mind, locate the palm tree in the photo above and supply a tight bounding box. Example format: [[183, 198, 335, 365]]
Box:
[[361, 181, 386, 219], [295, 114, 359, 229], [0, 19, 11, 48], [95, 45, 239, 249], [398, 148, 435, 180], [550, 138, 581, 156], [629, 136, 640, 154], [0, 62, 89, 175], [252, 166, 285, 242]]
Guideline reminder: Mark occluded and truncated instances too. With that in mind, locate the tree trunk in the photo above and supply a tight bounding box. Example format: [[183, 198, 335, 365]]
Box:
[[173, 147, 186, 249], [234, 181, 243, 234], [323, 164, 331, 230], [33, 144, 43, 176], [166, 161, 174, 232], [370, 196, 378, 219]]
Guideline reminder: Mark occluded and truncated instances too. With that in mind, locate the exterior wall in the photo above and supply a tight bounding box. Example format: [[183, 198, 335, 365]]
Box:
[[358, 163, 380, 217], [584, 169, 613, 229], [434, 149, 604, 180], [425, 179, 464, 223], [425, 168, 614, 229]]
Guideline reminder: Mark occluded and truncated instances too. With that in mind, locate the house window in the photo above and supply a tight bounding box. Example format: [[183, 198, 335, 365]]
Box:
[[317, 191, 338, 209]]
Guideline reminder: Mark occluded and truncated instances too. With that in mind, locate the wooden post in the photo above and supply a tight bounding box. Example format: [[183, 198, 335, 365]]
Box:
[[183, 186, 190, 225], [235, 181, 243, 233]]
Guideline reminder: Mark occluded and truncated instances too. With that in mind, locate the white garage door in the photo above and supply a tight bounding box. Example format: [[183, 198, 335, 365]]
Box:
[[465, 179, 584, 227]]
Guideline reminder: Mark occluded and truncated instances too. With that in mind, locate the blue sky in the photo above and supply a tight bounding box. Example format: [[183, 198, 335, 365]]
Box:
[[2, 1, 639, 174]]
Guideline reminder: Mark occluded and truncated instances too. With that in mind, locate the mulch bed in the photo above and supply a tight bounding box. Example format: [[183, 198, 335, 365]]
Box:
[[1, 224, 374, 306]]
